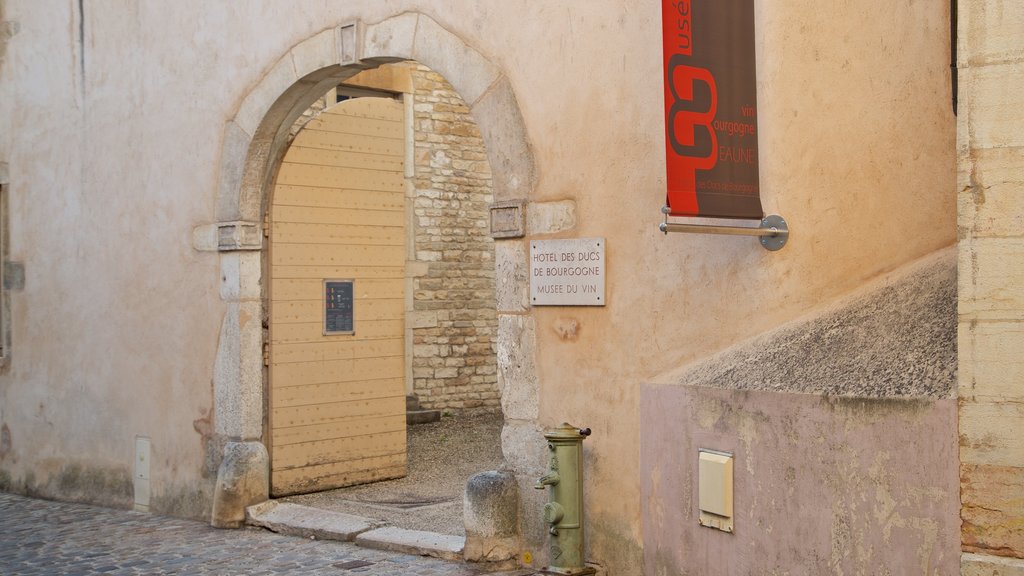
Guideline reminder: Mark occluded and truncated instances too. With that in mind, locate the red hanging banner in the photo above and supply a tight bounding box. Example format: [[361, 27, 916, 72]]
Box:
[[662, 0, 763, 219]]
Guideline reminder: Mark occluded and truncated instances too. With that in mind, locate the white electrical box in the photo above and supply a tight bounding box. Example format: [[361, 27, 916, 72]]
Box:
[[698, 449, 734, 533], [134, 436, 151, 512]]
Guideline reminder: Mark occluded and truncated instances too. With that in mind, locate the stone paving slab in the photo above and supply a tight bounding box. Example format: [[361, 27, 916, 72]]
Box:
[[0, 492, 537, 575], [246, 500, 378, 541], [356, 526, 466, 561]]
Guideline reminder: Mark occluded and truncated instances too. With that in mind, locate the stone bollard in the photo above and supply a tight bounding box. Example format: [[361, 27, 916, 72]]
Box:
[[210, 441, 269, 528], [464, 470, 520, 565]]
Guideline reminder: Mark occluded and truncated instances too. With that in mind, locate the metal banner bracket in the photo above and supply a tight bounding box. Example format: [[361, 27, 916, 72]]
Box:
[[659, 208, 789, 252]]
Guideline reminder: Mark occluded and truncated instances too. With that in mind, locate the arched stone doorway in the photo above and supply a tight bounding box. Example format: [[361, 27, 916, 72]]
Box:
[[206, 13, 538, 527]]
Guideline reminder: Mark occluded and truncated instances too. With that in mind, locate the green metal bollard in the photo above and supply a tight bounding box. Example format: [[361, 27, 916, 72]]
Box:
[[534, 423, 596, 576]]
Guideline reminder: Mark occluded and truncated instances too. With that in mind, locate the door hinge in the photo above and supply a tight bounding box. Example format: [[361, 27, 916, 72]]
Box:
[[262, 342, 270, 367]]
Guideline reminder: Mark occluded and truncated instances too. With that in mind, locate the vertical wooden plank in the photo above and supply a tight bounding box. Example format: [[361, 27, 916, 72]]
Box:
[[269, 97, 407, 496]]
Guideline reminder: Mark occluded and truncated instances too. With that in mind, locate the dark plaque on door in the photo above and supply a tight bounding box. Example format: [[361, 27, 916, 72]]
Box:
[[324, 280, 354, 335]]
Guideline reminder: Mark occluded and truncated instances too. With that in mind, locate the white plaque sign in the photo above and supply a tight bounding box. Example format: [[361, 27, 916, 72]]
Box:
[[530, 238, 606, 306]]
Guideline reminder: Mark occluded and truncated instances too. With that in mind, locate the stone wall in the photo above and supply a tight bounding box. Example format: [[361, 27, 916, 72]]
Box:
[[957, 0, 1024, 571], [408, 64, 499, 411]]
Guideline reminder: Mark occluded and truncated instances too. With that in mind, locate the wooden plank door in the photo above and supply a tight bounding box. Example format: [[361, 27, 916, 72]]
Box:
[[268, 97, 407, 496]]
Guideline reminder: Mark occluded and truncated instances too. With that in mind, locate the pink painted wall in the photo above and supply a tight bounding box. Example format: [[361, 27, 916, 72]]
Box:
[[640, 386, 960, 574]]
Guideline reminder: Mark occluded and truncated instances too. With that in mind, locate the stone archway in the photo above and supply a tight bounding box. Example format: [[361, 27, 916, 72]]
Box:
[[203, 13, 538, 527]]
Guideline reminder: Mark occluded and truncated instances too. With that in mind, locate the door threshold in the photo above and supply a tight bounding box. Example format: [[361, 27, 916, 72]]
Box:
[[246, 500, 465, 561]]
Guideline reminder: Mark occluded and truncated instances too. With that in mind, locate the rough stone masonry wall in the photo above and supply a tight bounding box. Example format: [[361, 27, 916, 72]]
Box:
[[409, 64, 500, 411], [957, 1, 1024, 572]]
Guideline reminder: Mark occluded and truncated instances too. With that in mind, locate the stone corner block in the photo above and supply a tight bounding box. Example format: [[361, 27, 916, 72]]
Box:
[[495, 241, 529, 313], [214, 302, 264, 440], [960, 461, 1024, 555], [966, 63, 1024, 149], [962, 553, 1024, 576], [464, 470, 520, 563], [218, 251, 262, 302], [497, 315, 539, 420], [511, 464, 551, 553], [210, 441, 269, 529], [527, 200, 577, 235], [500, 421, 546, 477]]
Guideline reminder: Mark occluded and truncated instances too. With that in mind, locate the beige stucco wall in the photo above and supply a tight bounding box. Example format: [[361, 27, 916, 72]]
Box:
[[0, 2, 224, 514], [0, 2, 955, 574], [515, 1, 956, 569], [957, 0, 1024, 571]]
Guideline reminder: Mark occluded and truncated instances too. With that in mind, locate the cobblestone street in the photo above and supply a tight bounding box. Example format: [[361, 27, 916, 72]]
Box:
[[0, 493, 535, 575]]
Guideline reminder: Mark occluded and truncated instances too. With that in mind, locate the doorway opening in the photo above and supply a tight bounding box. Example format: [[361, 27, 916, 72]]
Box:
[[264, 61, 503, 536]]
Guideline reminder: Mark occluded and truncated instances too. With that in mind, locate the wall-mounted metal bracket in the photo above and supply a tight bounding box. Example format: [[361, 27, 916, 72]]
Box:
[[659, 208, 789, 252]]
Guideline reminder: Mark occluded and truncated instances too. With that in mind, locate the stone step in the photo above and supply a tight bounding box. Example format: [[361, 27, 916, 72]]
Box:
[[247, 500, 466, 563], [355, 526, 465, 562], [406, 395, 421, 411], [405, 395, 442, 425], [245, 501, 378, 542], [407, 409, 442, 425]]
